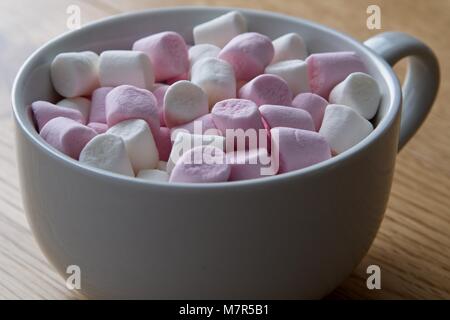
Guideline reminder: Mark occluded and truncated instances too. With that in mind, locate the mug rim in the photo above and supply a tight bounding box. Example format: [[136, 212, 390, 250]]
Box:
[[11, 6, 402, 190]]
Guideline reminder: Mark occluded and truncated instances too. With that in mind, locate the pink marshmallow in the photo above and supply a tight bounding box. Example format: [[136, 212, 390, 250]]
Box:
[[239, 74, 292, 107], [89, 87, 113, 124], [153, 84, 169, 126], [218, 32, 274, 81], [226, 148, 274, 181], [291, 93, 329, 131], [40, 117, 97, 159], [133, 31, 189, 82], [211, 99, 264, 132], [105, 85, 160, 137], [169, 146, 231, 183], [306, 51, 366, 98], [271, 127, 331, 173], [87, 122, 108, 134], [259, 104, 315, 131], [212, 99, 266, 151], [171, 113, 221, 136], [31, 101, 84, 131], [155, 126, 172, 162]]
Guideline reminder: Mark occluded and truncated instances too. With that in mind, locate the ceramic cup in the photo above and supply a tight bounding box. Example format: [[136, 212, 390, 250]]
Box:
[[12, 7, 439, 299]]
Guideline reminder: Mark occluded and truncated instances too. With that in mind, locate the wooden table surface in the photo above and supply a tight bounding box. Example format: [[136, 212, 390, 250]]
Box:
[[0, 0, 449, 300]]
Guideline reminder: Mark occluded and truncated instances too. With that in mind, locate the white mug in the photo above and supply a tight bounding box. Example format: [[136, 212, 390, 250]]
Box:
[[12, 7, 439, 299]]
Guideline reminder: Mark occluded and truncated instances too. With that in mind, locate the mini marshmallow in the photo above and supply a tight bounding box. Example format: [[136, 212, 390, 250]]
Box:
[[163, 80, 209, 128], [167, 132, 225, 174], [272, 33, 308, 63], [189, 44, 221, 68], [219, 32, 274, 81], [31, 101, 84, 131], [171, 113, 221, 136], [87, 122, 108, 134], [319, 104, 373, 154], [211, 99, 264, 132], [265, 59, 309, 95], [99, 50, 154, 89], [212, 99, 266, 151], [170, 146, 231, 183], [239, 74, 292, 107], [193, 11, 247, 48], [40, 117, 97, 159], [271, 127, 331, 173], [329, 72, 381, 120], [306, 51, 366, 98], [155, 127, 172, 162], [259, 104, 315, 131], [226, 148, 273, 181], [107, 119, 159, 174], [79, 134, 134, 176], [292, 93, 329, 131], [57, 97, 91, 124], [90, 87, 113, 124], [51, 51, 99, 98], [105, 85, 159, 136], [137, 169, 169, 182], [191, 57, 236, 107], [157, 161, 168, 171], [133, 31, 189, 82]]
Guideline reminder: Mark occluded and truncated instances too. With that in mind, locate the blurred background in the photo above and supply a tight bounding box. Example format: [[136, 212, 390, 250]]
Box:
[[0, 0, 449, 299]]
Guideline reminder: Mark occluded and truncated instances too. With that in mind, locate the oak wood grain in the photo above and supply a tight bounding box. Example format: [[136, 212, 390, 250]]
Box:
[[0, 0, 449, 299]]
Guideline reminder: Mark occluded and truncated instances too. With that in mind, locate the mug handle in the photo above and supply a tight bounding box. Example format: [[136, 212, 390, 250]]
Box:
[[364, 32, 440, 151]]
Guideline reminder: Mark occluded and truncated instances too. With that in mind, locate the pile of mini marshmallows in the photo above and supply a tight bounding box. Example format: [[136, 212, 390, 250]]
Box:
[[31, 11, 382, 183]]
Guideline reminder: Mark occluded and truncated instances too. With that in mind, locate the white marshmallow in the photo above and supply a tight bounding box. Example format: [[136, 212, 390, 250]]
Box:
[[272, 33, 308, 64], [167, 132, 225, 174], [157, 161, 168, 171], [107, 119, 159, 174], [191, 57, 236, 107], [99, 50, 155, 90], [319, 104, 373, 154], [193, 11, 247, 48], [57, 97, 91, 124], [79, 134, 134, 176], [164, 80, 209, 128], [329, 72, 381, 120], [189, 44, 221, 68], [265, 59, 309, 95], [51, 51, 99, 98], [137, 169, 169, 182]]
